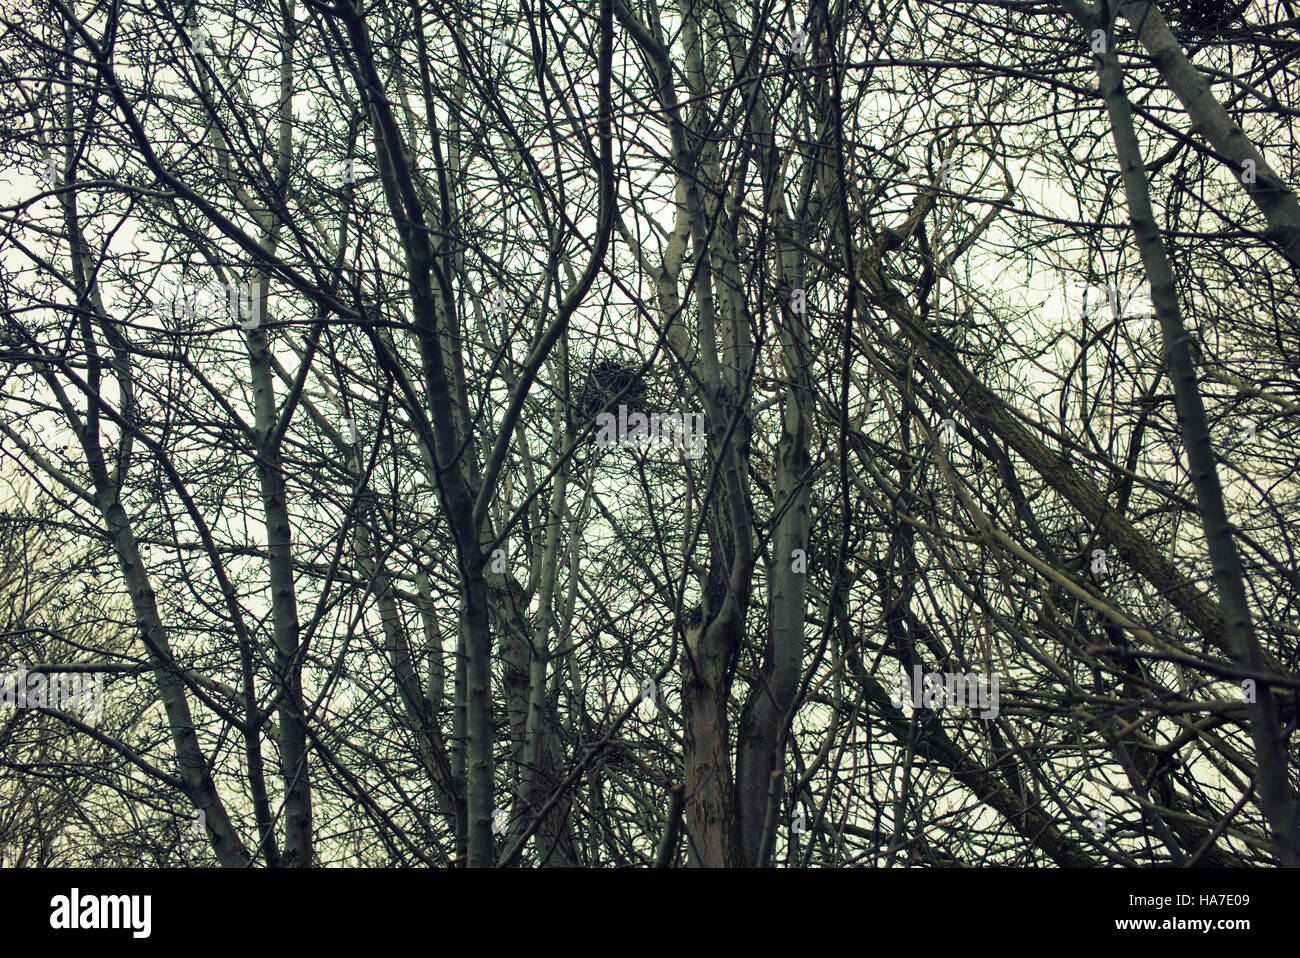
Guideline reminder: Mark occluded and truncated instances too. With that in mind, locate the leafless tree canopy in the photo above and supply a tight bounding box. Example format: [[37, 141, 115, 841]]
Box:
[[1, 0, 1299, 867]]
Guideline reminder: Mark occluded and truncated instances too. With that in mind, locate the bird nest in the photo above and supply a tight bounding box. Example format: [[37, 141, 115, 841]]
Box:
[[1163, 0, 1250, 37], [574, 357, 652, 422]]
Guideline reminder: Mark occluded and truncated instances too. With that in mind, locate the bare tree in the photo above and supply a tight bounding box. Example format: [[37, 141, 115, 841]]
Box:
[[0, 0, 1297, 868]]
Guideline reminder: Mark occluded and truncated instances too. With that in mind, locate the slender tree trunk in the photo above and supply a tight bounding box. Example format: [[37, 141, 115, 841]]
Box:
[[247, 278, 314, 868]]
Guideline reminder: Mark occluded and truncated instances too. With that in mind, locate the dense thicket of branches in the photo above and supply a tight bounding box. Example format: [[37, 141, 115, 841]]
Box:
[[1, 0, 1298, 867]]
